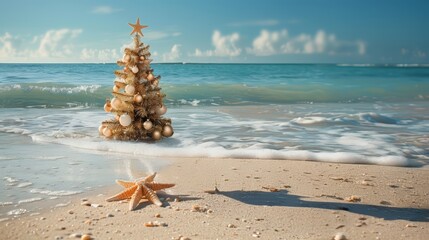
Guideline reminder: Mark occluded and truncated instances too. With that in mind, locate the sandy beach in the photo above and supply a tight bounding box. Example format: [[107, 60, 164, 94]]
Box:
[[1, 157, 428, 240]]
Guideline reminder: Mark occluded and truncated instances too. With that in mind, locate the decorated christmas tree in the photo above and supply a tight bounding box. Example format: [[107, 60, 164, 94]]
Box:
[[99, 18, 173, 141]]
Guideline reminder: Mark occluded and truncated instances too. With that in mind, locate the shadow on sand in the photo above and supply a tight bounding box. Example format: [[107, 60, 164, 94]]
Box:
[[220, 190, 429, 222]]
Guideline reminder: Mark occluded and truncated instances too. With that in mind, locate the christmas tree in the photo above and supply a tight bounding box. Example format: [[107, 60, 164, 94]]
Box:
[[99, 18, 173, 141]]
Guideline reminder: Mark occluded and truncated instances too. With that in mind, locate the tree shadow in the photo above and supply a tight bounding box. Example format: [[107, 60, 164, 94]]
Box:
[[220, 190, 429, 222]]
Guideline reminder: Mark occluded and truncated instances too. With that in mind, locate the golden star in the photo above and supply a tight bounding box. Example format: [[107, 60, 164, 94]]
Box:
[[106, 173, 175, 211], [128, 17, 148, 36]]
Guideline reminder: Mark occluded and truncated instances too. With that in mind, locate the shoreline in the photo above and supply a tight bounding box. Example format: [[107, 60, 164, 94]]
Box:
[[1, 157, 428, 239]]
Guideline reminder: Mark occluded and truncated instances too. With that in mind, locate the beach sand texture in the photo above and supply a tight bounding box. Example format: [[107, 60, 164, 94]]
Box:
[[1, 157, 428, 240]]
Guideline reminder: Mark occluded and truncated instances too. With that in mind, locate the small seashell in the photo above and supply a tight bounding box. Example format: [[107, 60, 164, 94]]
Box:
[[355, 222, 367, 227], [81, 234, 92, 240], [144, 221, 155, 227], [155, 213, 161, 218], [69, 233, 82, 238], [227, 224, 236, 228], [335, 225, 345, 229], [90, 204, 102, 208], [81, 201, 91, 206], [345, 195, 361, 202], [204, 187, 220, 194], [68, 210, 74, 214], [191, 205, 201, 212], [333, 232, 347, 240]]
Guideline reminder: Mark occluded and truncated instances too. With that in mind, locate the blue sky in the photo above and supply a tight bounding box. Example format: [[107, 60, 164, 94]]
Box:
[[0, 0, 428, 63]]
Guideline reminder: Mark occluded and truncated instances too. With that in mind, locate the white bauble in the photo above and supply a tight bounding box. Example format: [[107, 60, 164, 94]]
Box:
[[111, 98, 122, 109], [125, 85, 135, 94], [119, 114, 132, 127], [103, 128, 112, 137], [131, 66, 139, 73], [156, 105, 167, 115], [162, 125, 174, 137], [152, 130, 161, 140], [143, 120, 153, 130]]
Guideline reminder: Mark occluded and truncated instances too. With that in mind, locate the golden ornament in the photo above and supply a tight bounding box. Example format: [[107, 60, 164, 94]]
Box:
[[128, 18, 148, 36], [111, 98, 122, 109], [162, 125, 173, 137], [98, 125, 105, 134], [104, 103, 112, 112], [143, 120, 153, 130], [123, 54, 131, 62], [103, 128, 112, 137], [156, 105, 167, 115], [134, 94, 143, 103], [140, 56, 145, 61], [147, 73, 154, 81], [152, 130, 161, 140]]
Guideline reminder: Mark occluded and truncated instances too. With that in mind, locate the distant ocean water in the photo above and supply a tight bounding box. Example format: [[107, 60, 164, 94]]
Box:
[[0, 63, 428, 167]]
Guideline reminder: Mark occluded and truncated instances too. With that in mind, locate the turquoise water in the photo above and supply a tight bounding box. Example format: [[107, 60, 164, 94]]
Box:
[[0, 63, 428, 167], [1, 63, 428, 107]]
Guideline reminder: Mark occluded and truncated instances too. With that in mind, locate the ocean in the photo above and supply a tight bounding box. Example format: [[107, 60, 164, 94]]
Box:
[[1, 63, 429, 218]]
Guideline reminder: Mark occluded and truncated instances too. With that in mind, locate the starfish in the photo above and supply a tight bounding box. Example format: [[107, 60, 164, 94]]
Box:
[[106, 173, 175, 211], [128, 17, 148, 36]]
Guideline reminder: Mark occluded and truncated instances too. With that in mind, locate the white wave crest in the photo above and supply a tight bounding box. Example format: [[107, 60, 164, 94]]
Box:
[[31, 135, 415, 167]]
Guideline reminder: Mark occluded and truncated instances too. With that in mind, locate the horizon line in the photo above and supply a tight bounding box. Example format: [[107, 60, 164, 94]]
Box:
[[0, 62, 428, 66]]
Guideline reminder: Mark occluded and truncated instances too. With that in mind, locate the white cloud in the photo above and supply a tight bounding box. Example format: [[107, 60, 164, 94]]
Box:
[[0, 33, 16, 59], [36, 29, 82, 58], [80, 48, 119, 62], [281, 30, 365, 55], [246, 29, 366, 56], [357, 41, 366, 55], [401, 48, 427, 58], [414, 50, 426, 58], [247, 30, 287, 56], [193, 30, 241, 57], [162, 44, 181, 62], [0, 29, 82, 62], [92, 6, 121, 14], [229, 19, 279, 27]]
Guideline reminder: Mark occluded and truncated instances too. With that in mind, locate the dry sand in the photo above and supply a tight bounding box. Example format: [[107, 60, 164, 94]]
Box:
[[1, 158, 428, 240]]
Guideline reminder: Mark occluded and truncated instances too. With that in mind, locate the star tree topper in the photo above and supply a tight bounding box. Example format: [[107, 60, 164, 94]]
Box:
[[128, 17, 148, 36]]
